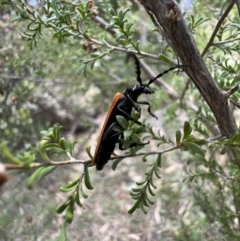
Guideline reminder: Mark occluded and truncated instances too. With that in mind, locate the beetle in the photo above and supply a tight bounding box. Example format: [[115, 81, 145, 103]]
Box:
[[93, 54, 184, 170]]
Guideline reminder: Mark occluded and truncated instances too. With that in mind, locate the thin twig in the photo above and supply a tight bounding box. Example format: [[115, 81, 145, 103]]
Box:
[[181, 1, 237, 105], [212, 37, 240, 46], [82, 52, 108, 64], [4, 144, 183, 171], [179, 78, 190, 105], [224, 81, 240, 98], [206, 135, 223, 142], [230, 99, 240, 109], [201, 0, 236, 57], [46, 21, 161, 60], [215, 170, 240, 183], [4, 159, 89, 170], [91, 15, 117, 35], [3, 135, 225, 172], [236, 0, 240, 16]]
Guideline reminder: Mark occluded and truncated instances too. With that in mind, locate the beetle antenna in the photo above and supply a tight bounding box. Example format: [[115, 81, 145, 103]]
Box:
[[126, 53, 143, 85], [147, 65, 190, 86]]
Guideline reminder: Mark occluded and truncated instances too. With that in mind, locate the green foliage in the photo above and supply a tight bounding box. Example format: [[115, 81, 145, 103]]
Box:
[[38, 126, 76, 157], [0, 124, 95, 231], [187, 15, 210, 33], [0, 141, 22, 164], [60, 221, 67, 241], [144, 125, 172, 146], [57, 176, 89, 223], [27, 166, 56, 189], [106, 8, 140, 51], [2, 0, 240, 240], [11, 0, 92, 47], [111, 109, 149, 170], [8, 1, 143, 78], [84, 164, 94, 190], [128, 154, 161, 214]]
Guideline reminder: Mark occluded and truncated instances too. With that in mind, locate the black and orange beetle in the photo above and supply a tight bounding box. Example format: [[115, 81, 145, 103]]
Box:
[[93, 54, 183, 170]]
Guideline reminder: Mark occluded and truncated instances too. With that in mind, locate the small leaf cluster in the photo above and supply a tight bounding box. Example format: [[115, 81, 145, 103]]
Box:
[[128, 154, 161, 214], [33, 126, 95, 226], [77, 51, 109, 77], [77, 7, 140, 76], [207, 15, 240, 95], [216, 133, 240, 153], [187, 15, 210, 33], [184, 145, 219, 183], [145, 125, 173, 146], [0, 141, 36, 166], [182, 127, 240, 184], [176, 121, 208, 158], [38, 126, 76, 158], [57, 174, 90, 224], [106, 8, 140, 51], [111, 109, 148, 170], [126, 121, 208, 214], [212, 56, 240, 92], [215, 57, 237, 75], [10, 0, 93, 48], [28, 126, 77, 188], [193, 119, 209, 137], [184, 170, 217, 183], [213, 19, 240, 54], [0, 125, 76, 189], [180, 121, 206, 147], [1, 125, 95, 227], [174, 121, 218, 183], [196, 104, 216, 124], [116, 116, 146, 152], [56, 154, 94, 224], [27, 165, 56, 189], [8, 1, 146, 80]]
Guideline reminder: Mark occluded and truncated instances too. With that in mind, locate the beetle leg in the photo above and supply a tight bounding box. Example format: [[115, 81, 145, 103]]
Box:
[[125, 94, 157, 119], [125, 94, 141, 113], [116, 105, 143, 126], [103, 123, 150, 152], [103, 122, 137, 144], [119, 138, 150, 150], [135, 100, 158, 119], [131, 140, 150, 148], [106, 130, 123, 141], [118, 132, 125, 150], [102, 122, 122, 140]]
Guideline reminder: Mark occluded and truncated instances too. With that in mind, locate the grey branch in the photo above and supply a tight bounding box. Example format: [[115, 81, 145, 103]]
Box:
[[138, 0, 238, 138]]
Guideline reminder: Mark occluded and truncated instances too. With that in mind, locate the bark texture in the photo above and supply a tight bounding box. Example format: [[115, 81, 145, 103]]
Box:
[[138, 0, 238, 138]]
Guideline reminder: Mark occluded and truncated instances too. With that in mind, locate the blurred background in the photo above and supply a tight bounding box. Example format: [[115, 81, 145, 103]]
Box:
[[1, 0, 240, 240]]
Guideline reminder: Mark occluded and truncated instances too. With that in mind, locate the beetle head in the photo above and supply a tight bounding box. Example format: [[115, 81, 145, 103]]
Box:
[[124, 84, 154, 101], [138, 84, 154, 95]]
